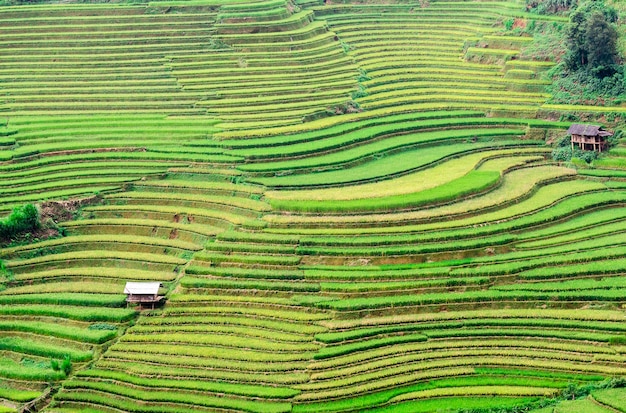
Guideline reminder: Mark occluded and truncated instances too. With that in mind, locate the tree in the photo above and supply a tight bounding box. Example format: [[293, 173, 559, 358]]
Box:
[[564, 5, 619, 76], [584, 12, 619, 75], [565, 9, 589, 69]]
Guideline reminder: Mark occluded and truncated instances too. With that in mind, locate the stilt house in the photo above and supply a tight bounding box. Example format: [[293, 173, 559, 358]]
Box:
[[568, 124, 612, 152], [124, 282, 164, 309]]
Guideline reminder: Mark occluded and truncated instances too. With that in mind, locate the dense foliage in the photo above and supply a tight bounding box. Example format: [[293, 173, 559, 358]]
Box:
[[548, 0, 625, 104], [551, 135, 600, 163], [526, 0, 577, 15], [564, 3, 619, 72], [0, 204, 40, 241]]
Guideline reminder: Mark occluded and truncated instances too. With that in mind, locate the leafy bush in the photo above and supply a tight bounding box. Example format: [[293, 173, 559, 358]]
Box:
[[0, 260, 8, 280], [575, 149, 599, 163], [552, 145, 573, 161], [0, 204, 40, 241], [351, 86, 369, 100], [551, 137, 599, 163], [61, 355, 72, 375]]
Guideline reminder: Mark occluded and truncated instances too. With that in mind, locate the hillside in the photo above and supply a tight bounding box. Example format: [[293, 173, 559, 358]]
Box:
[[0, 0, 626, 412]]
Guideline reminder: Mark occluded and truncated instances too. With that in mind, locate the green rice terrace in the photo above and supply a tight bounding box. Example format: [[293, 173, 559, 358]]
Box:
[[1, 0, 626, 411]]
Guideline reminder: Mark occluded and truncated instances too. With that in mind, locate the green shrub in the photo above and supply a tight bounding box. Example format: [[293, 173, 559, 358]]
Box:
[[0, 260, 8, 279], [552, 144, 598, 163], [0, 204, 40, 241], [61, 355, 72, 375], [576, 149, 599, 163]]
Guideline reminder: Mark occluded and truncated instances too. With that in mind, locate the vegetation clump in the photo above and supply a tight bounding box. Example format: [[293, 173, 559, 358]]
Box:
[[0, 204, 40, 242], [551, 135, 599, 163], [526, 0, 577, 15], [50, 355, 72, 376], [523, 0, 624, 104], [547, 0, 624, 104]]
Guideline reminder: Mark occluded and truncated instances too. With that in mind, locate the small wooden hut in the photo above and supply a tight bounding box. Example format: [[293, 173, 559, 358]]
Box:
[[124, 282, 164, 309], [568, 124, 612, 152]]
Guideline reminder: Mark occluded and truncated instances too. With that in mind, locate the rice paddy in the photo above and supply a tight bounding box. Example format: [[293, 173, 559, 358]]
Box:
[[0, 0, 625, 412]]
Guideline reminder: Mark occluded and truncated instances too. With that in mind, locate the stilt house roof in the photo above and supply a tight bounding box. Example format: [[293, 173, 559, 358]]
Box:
[[124, 282, 161, 295], [567, 124, 613, 137]]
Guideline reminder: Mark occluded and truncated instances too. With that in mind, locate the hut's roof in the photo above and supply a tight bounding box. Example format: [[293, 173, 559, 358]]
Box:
[[567, 124, 613, 137], [124, 282, 161, 295]]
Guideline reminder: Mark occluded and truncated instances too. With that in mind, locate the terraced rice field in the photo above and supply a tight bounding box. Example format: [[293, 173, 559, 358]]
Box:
[[0, 0, 625, 412]]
